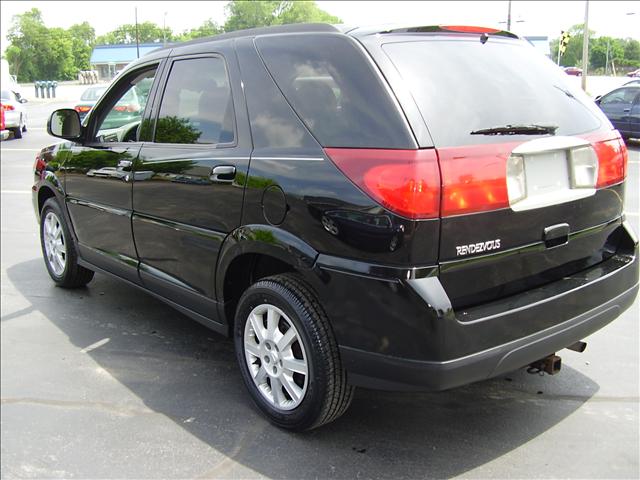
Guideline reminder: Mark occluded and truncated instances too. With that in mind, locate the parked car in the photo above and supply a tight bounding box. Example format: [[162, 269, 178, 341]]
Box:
[[33, 24, 638, 431], [1, 88, 27, 139], [624, 79, 640, 86], [0, 104, 10, 141], [563, 66, 583, 76], [74, 86, 108, 121], [627, 68, 640, 78], [595, 84, 640, 140]]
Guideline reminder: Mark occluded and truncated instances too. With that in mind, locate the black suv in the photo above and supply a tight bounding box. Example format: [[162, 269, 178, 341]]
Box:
[[34, 24, 639, 431]]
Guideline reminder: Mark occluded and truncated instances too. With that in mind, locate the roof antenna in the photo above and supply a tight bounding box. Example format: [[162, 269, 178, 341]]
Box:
[[480, 33, 489, 44]]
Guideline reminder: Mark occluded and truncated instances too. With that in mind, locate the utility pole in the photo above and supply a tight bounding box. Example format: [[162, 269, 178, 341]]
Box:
[[135, 7, 140, 59], [507, 0, 512, 31], [163, 12, 167, 47], [581, 0, 589, 91]]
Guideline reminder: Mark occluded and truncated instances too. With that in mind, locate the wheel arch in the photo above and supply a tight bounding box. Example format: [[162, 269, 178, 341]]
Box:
[[216, 225, 319, 327]]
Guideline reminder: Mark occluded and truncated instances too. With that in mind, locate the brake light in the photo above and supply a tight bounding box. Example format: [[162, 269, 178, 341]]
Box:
[[438, 143, 518, 216], [74, 105, 91, 113], [113, 104, 138, 112], [34, 154, 46, 176], [1, 104, 15, 111], [594, 138, 626, 187], [324, 148, 441, 219]]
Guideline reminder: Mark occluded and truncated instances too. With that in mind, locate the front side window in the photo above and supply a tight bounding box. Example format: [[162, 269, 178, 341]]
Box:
[[94, 67, 156, 142], [601, 88, 637, 106], [155, 57, 235, 145]]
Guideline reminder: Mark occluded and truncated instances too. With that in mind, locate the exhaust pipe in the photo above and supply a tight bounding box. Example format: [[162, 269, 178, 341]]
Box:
[[528, 354, 562, 375], [566, 341, 587, 353]]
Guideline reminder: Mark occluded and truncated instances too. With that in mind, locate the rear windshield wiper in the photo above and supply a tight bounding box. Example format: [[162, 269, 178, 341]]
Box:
[[470, 124, 558, 136]]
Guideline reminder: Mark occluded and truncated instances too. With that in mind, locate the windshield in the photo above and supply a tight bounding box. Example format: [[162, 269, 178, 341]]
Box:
[[382, 37, 603, 146]]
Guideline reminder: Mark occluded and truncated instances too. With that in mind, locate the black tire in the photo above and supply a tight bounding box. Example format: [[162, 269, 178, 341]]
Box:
[[234, 273, 354, 431], [40, 198, 94, 288], [12, 126, 22, 139]]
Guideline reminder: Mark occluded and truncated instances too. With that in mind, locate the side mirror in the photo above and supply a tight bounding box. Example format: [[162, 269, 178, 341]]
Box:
[[48, 109, 82, 140], [19, 98, 28, 104], [594, 95, 602, 105]]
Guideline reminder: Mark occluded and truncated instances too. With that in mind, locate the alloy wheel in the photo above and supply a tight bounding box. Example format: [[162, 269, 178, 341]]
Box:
[[43, 211, 67, 276], [243, 304, 309, 410]]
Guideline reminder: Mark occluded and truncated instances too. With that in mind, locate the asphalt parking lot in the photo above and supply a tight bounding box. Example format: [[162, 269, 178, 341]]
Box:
[[1, 96, 639, 479]]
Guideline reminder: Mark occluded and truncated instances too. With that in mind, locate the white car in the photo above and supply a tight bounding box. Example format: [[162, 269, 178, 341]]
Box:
[[1, 89, 27, 139]]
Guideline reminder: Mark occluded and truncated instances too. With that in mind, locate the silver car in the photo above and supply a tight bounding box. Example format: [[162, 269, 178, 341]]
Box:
[[1, 89, 27, 139]]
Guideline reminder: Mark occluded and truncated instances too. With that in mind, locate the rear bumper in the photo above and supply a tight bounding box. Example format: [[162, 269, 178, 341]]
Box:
[[316, 222, 639, 391], [341, 280, 637, 391]]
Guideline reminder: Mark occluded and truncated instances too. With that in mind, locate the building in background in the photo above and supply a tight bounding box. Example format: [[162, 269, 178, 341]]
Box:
[[90, 44, 161, 80], [524, 36, 551, 57]]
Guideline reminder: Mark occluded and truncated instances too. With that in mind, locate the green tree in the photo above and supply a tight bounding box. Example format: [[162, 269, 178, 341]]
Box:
[[96, 21, 170, 44], [5, 8, 49, 81], [5, 9, 80, 81], [44, 27, 76, 80], [553, 24, 595, 67], [155, 116, 202, 144], [622, 39, 640, 68], [68, 22, 95, 72], [590, 37, 625, 72], [277, 1, 340, 24], [224, 1, 340, 32], [177, 19, 223, 41]]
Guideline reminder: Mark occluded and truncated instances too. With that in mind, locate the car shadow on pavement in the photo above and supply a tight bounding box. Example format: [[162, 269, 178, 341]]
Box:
[[6, 259, 599, 479]]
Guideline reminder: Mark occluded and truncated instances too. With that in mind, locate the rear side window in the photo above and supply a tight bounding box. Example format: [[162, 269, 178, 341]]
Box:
[[256, 34, 414, 149], [382, 38, 603, 147], [155, 57, 235, 145]]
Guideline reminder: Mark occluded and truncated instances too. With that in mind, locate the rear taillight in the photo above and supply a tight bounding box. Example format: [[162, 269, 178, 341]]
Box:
[[113, 104, 138, 112], [324, 148, 441, 219], [594, 138, 627, 188], [438, 143, 517, 216], [326, 134, 627, 221], [1, 104, 15, 111], [75, 106, 91, 113]]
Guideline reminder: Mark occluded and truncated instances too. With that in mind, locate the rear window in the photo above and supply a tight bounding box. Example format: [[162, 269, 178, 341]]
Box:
[[382, 38, 603, 147], [80, 87, 106, 101], [256, 34, 414, 149]]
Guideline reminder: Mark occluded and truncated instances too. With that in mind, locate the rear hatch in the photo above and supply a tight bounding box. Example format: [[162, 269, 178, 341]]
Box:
[[367, 29, 628, 308]]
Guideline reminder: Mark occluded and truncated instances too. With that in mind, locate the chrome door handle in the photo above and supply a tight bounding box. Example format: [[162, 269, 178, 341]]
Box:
[[118, 160, 133, 169], [210, 165, 236, 183]]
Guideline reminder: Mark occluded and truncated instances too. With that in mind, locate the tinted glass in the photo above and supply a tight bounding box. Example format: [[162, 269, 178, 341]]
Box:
[[155, 57, 234, 145], [601, 88, 638, 106], [256, 34, 414, 149], [95, 67, 156, 141], [382, 38, 603, 146]]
